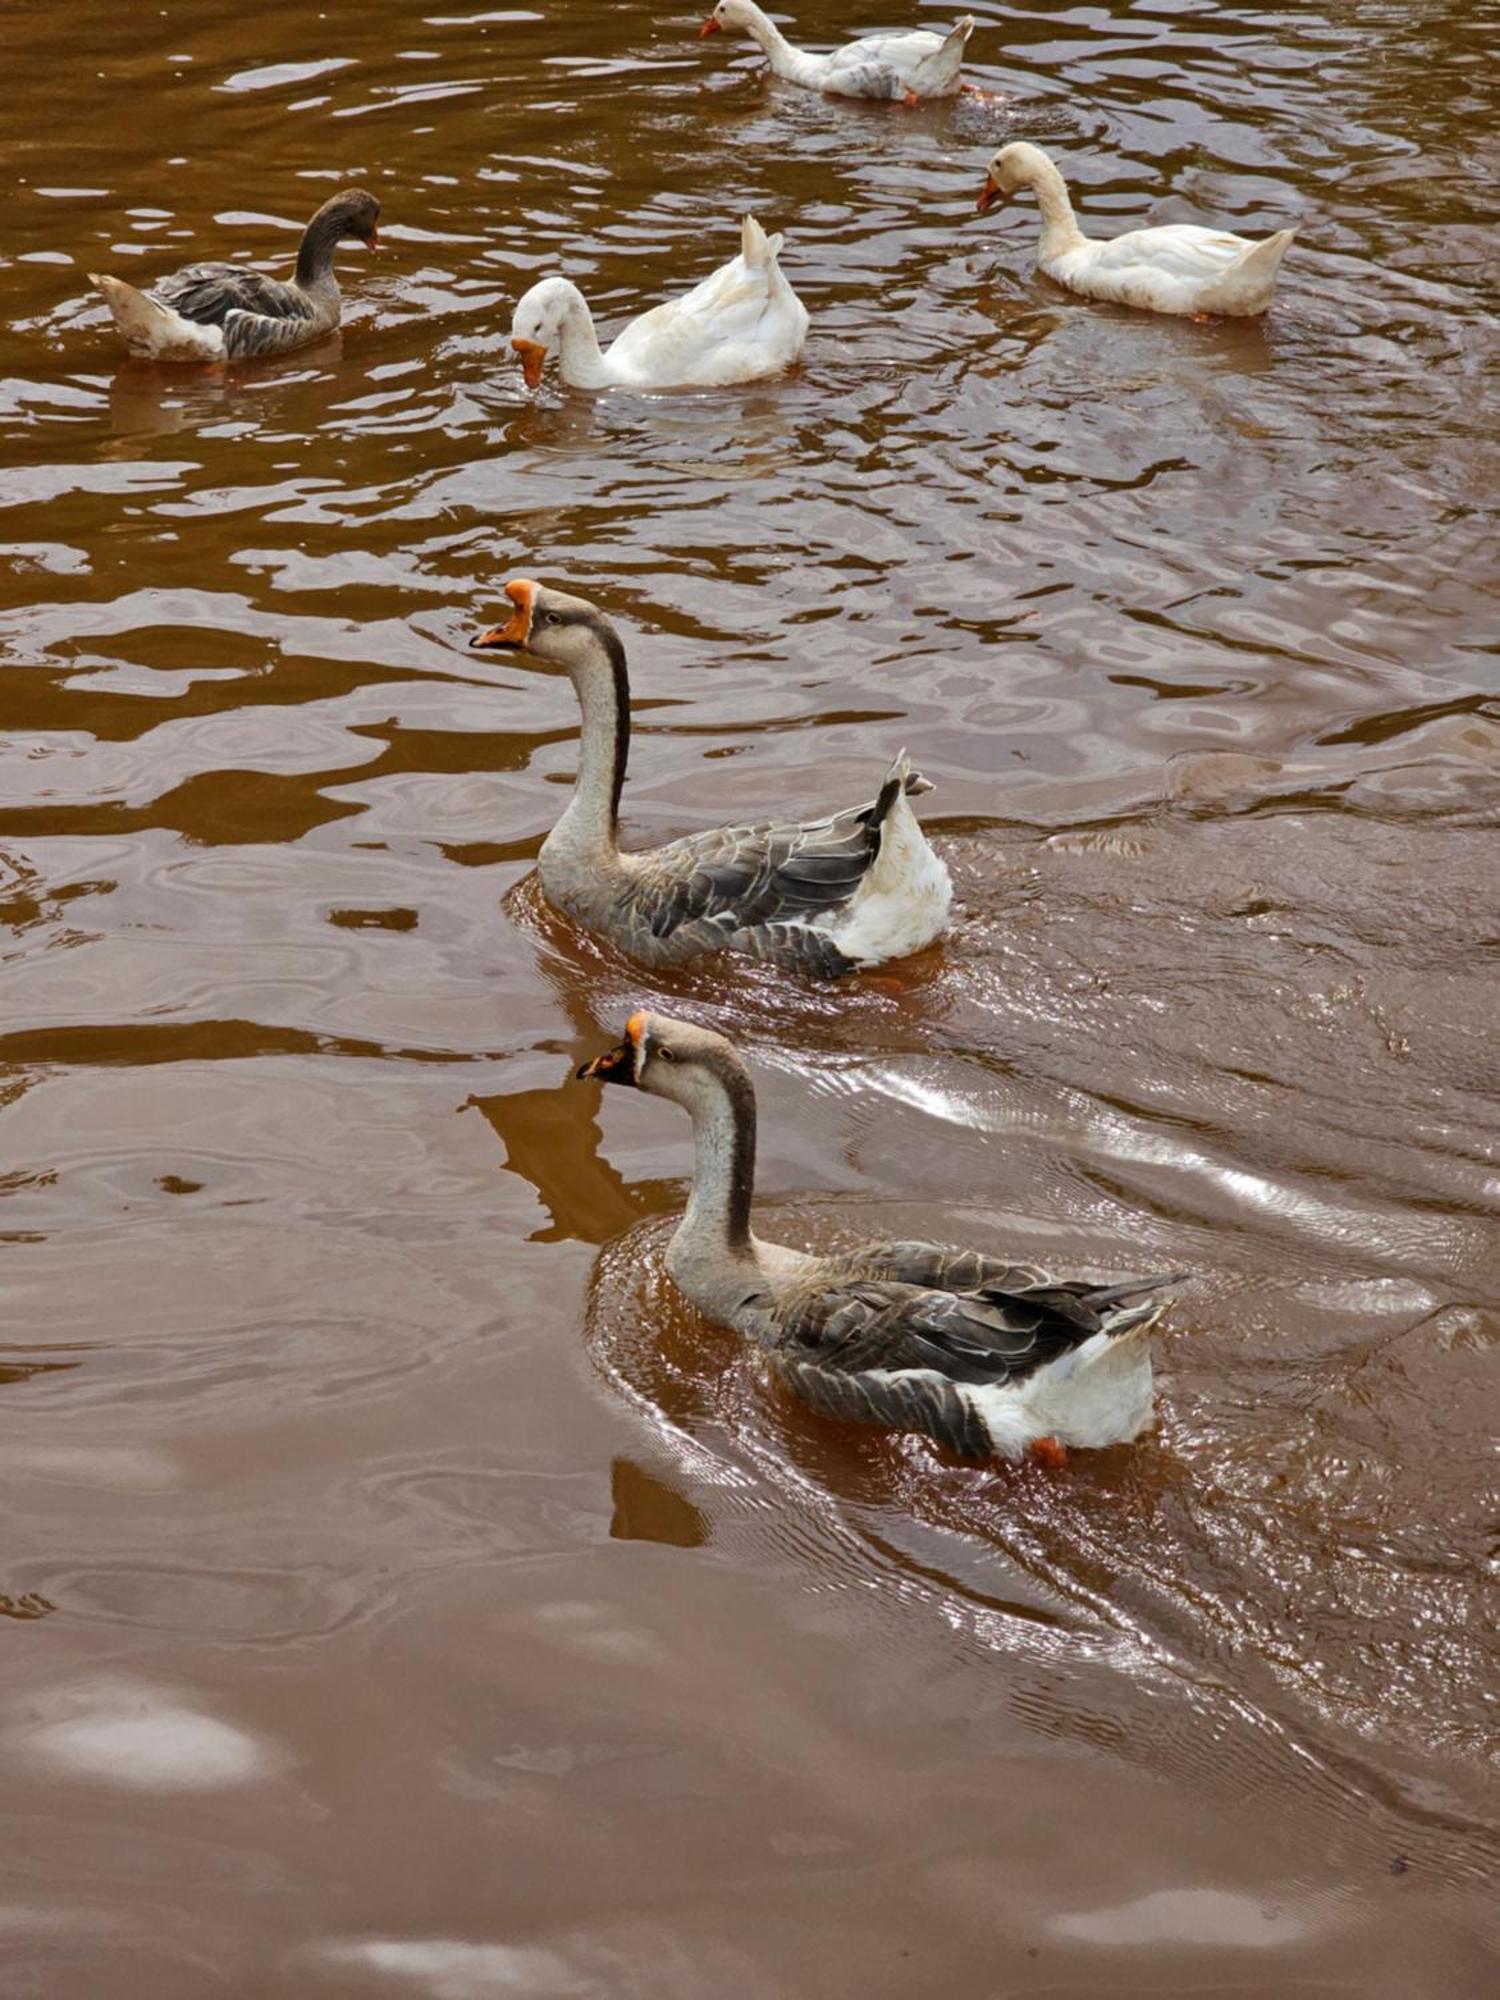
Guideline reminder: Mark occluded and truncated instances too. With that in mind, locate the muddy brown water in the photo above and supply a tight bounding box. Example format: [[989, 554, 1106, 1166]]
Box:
[[2, 1, 1498, 1993]]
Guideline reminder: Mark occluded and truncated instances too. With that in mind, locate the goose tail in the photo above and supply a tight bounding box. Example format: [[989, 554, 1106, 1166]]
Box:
[[740, 214, 784, 267], [90, 273, 223, 358], [1086, 1271, 1189, 1337], [1204, 227, 1296, 313], [946, 14, 977, 49]]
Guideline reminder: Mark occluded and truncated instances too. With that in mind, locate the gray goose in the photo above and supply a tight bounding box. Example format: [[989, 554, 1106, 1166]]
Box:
[[90, 188, 380, 361], [471, 581, 951, 978], [580, 1011, 1185, 1463]]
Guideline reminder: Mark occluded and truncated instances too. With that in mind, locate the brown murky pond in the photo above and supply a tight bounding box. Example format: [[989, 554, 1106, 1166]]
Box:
[[2, 1, 1497, 1992]]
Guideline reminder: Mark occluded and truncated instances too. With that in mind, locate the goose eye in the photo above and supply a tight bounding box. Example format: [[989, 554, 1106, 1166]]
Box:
[[655, 1046, 676, 1063], [543, 612, 561, 626]]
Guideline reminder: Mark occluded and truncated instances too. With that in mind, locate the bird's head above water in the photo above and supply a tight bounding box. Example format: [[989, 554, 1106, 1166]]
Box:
[[976, 142, 1051, 213], [510, 276, 589, 386], [699, 2, 764, 39], [578, 1010, 750, 1113], [309, 187, 382, 248], [470, 579, 624, 680]]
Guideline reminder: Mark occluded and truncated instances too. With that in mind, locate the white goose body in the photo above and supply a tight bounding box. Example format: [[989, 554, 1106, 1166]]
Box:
[[581, 1013, 1181, 1464], [978, 142, 1295, 318], [701, 2, 974, 101], [472, 582, 951, 979], [510, 216, 808, 392]]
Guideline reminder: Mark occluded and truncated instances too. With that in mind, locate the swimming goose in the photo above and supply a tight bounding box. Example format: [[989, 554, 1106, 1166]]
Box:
[[700, 2, 974, 102], [90, 189, 381, 360], [580, 1012, 1184, 1462], [470, 581, 950, 977], [510, 216, 807, 390], [976, 142, 1295, 318]]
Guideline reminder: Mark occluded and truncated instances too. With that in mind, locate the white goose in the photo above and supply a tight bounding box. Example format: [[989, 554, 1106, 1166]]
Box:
[[471, 581, 951, 978], [700, 2, 974, 102], [977, 142, 1296, 318], [581, 1011, 1184, 1463], [510, 216, 808, 391]]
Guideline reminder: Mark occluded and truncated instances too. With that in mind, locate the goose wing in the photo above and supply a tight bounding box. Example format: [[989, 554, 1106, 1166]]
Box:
[[1085, 224, 1251, 284], [621, 758, 920, 964], [154, 263, 313, 330]]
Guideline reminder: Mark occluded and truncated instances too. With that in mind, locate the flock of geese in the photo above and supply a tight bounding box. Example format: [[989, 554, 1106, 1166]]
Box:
[[83, 6, 1295, 1469]]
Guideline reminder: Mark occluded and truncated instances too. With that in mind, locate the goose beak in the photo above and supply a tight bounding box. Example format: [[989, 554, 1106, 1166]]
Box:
[[576, 1011, 647, 1086], [470, 579, 535, 652], [512, 336, 547, 388], [975, 178, 1002, 214], [699, 15, 721, 35], [576, 1039, 635, 1085], [366, 226, 380, 250]]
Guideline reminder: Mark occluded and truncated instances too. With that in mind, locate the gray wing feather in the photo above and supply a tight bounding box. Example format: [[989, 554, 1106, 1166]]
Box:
[[154, 263, 312, 330]]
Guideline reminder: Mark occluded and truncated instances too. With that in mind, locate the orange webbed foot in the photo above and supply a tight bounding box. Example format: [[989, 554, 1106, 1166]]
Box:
[[1030, 1436, 1069, 1472]]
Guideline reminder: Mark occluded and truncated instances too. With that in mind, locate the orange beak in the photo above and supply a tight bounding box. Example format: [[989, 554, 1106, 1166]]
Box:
[[511, 336, 547, 388], [699, 14, 721, 35], [576, 1012, 647, 1085], [470, 578, 536, 652], [976, 179, 1001, 214], [366, 226, 380, 250]]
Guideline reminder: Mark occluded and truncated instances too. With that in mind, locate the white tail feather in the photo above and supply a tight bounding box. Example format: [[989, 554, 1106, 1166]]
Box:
[[740, 215, 780, 267], [90, 273, 222, 358]]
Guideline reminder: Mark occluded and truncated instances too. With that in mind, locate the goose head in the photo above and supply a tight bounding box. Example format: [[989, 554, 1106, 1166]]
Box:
[[309, 187, 382, 248], [699, 2, 762, 39], [510, 276, 589, 387], [578, 1010, 751, 1117], [976, 142, 1052, 214], [470, 577, 624, 675]]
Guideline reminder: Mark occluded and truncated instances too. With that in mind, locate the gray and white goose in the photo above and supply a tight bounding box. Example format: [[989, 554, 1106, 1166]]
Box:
[[471, 581, 951, 978], [580, 1011, 1185, 1463], [90, 188, 380, 361]]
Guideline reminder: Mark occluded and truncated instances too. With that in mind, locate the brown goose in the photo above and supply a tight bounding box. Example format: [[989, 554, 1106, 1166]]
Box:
[[580, 1011, 1185, 1463], [470, 581, 951, 978], [90, 188, 380, 361]]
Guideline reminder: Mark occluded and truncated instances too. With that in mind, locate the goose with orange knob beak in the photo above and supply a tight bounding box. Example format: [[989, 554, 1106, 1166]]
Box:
[[975, 142, 1296, 318], [470, 579, 951, 977], [577, 1009, 1188, 1464], [509, 215, 807, 390], [699, 2, 974, 103]]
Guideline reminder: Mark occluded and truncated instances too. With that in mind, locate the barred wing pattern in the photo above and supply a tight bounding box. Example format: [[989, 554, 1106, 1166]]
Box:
[[616, 762, 922, 974], [768, 1242, 1177, 1458], [154, 263, 319, 359]]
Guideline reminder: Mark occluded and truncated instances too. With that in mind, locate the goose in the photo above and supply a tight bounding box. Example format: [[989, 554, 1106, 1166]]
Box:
[[580, 1012, 1184, 1463], [700, 2, 974, 103], [90, 189, 381, 361], [976, 142, 1295, 318], [509, 215, 807, 391], [470, 581, 951, 977]]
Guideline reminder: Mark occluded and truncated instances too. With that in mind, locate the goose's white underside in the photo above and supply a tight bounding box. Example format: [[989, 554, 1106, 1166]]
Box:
[[820, 788, 952, 965], [867, 1315, 1158, 1459], [91, 276, 225, 359]]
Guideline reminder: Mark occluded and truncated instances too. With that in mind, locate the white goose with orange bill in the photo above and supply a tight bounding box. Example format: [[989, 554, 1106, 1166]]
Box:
[[90, 189, 381, 361], [699, 2, 974, 103], [975, 143, 1295, 318], [470, 581, 950, 978], [580, 1011, 1186, 1464], [508, 215, 807, 391]]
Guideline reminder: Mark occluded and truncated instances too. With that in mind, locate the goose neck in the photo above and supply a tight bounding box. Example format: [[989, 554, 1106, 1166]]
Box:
[[554, 291, 615, 389], [737, 3, 819, 82], [553, 629, 630, 857], [295, 211, 348, 290], [1029, 158, 1087, 258], [680, 1068, 758, 1258]]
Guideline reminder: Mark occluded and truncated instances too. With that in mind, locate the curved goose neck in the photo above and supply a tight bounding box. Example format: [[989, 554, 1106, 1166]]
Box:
[[735, 2, 824, 84], [680, 1065, 758, 1258], [295, 209, 349, 290], [1025, 156, 1087, 260], [554, 290, 615, 389], [554, 625, 630, 857]]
